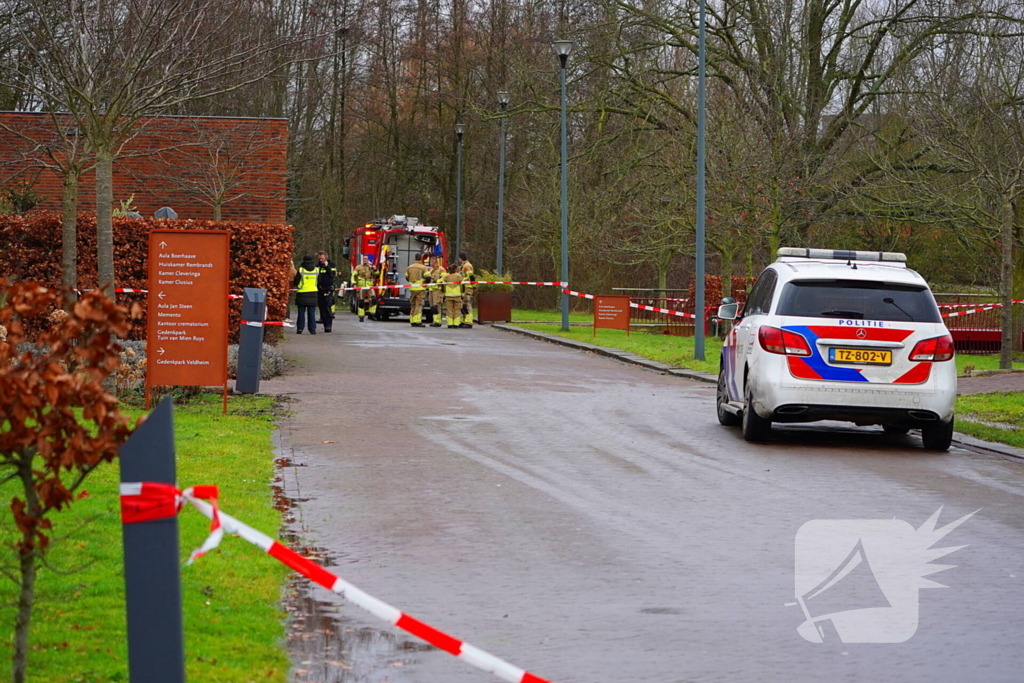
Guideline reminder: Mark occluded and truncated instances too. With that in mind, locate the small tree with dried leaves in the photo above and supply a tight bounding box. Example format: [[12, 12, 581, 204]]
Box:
[[0, 280, 137, 683]]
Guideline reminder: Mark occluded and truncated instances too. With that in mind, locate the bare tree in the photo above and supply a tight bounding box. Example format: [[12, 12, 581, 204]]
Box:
[[130, 118, 287, 221], [857, 13, 1024, 368], [0, 114, 92, 296], [3, 0, 322, 290]]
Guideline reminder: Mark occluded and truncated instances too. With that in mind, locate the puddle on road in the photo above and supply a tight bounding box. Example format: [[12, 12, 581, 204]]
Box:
[[283, 575, 433, 683], [274, 451, 433, 683]]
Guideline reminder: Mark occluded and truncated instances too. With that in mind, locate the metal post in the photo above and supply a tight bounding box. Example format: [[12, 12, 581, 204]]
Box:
[[497, 93, 510, 274], [236, 287, 266, 394], [455, 124, 465, 260], [557, 45, 571, 332], [120, 397, 185, 683], [694, 0, 707, 361]]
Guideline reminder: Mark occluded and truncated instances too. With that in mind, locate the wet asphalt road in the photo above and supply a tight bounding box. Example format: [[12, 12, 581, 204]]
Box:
[[265, 313, 1024, 683]]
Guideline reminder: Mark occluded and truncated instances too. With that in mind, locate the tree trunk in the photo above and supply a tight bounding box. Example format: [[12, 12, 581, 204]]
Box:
[[656, 259, 668, 291], [1013, 204, 1023, 357], [12, 543, 36, 683], [213, 203, 222, 221], [61, 170, 79, 301], [12, 458, 39, 683], [720, 244, 734, 299], [95, 148, 115, 291], [999, 196, 1014, 370]]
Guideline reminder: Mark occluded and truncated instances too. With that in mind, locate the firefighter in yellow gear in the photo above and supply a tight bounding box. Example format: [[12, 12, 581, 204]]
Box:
[[353, 256, 377, 321], [458, 253, 475, 328], [428, 257, 447, 327], [405, 253, 430, 327], [443, 269, 464, 328]]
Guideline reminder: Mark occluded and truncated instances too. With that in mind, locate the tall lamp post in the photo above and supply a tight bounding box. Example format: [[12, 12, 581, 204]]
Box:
[[553, 39, 572, 332], [496, 91, 511, 274], [455, 123, 465, 260], [694, 0, 707, 360]]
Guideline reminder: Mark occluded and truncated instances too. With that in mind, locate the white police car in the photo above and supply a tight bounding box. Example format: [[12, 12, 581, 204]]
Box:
[[716, 248, 957, 450]]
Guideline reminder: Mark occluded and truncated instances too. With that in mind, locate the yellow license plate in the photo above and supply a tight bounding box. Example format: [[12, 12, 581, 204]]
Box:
[[829, 348, 892, 365]]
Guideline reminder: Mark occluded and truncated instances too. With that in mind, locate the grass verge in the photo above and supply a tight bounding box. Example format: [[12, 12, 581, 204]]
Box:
[[513, 323, 722, 374], [511, 308, 591, 323], [956, 354, 1024, 375], [955, 391, 1024, 449], [0, 393, 290, 683]]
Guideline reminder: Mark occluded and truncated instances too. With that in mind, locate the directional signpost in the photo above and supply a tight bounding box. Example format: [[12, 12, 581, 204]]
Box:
[[145, 230, 230, 411], [594, 295, 631, 336]]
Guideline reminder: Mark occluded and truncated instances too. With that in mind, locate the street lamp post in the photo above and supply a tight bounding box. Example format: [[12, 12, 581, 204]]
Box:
[[554, 39, 572, 332], [694, 0, 707, 361], [497, 91, 511, 274], [455, 123, 465, 260]]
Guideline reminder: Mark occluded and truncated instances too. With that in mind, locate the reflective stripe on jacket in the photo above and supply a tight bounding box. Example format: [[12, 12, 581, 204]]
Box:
[[443, 273, 463, 298], [354, 265, 375, 286]]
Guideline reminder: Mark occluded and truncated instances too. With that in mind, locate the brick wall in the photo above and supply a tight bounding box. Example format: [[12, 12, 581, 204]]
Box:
[[0, 112, 287, 224]]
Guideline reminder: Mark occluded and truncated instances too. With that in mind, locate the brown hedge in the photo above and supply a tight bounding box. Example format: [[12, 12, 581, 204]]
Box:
[[0, 212, 294, 343]]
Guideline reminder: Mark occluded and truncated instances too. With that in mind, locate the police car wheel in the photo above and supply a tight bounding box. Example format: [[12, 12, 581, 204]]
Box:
[[921, 418, 954, 452], [742, 385, 772, 442], [717, 371, 741, 427]]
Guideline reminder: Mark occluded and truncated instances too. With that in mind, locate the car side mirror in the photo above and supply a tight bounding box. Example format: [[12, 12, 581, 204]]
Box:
[[342, 245, 350, 257], [718, 300, 739, 321]]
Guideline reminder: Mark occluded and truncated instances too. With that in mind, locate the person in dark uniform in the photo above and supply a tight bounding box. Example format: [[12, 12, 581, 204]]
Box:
[[315, 251, 337, 332]]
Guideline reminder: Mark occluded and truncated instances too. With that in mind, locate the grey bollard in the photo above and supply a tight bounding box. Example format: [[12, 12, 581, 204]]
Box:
[[236, 288, 266, 394], [120, 397, 185, 683]]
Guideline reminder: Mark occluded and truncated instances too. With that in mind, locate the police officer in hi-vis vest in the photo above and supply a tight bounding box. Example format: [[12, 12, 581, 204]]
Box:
[[405, 253, 430, 327], [428, 256, 447, 327], [353, 256, 377, 321], [292, 254, 319, 334]]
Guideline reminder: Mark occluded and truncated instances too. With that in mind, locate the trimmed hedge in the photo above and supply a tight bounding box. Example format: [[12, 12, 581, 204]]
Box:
[[0, 212, 294, 343]]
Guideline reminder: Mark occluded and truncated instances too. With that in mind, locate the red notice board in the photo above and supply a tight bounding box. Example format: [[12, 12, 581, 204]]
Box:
[[145, 230, 230, 410], [594, 295, 631, 336]]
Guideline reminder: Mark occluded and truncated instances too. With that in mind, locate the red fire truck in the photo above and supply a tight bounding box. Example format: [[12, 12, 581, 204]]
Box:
[[343, 215, 448, 320]]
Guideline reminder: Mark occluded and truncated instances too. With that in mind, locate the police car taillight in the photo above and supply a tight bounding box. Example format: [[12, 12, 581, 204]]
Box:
[[909, 334, 955, 362], [759, 326, 812, 356]]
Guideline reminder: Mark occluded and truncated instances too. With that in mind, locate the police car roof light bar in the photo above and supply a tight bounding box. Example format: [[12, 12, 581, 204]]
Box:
[[776, 247, 907, 264]]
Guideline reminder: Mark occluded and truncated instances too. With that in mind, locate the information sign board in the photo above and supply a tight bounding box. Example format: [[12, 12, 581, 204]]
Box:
[[145, 230, 230, 409], [594, 295, 632, 336]]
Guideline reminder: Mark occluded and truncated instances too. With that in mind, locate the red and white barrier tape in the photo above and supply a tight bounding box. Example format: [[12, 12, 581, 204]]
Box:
[[630, 302, 696, 319], [941, 304, 1001, 319], [76, 288, 244, 300], [75, 287, 149, 294], [939, 300, 1024, 307], [243, 320, 294, 328], [337, 281, 567, 293], [939, 300, 1024, 318], [120, 483, 551, 683], [561, 289, 697, 319], [120, 482, 223, 564]]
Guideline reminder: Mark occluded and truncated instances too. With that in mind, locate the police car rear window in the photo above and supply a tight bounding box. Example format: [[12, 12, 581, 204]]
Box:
[[775, 280, 941, 323]]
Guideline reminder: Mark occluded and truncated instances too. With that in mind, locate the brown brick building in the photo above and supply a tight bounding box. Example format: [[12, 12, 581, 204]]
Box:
[[0, 112, 288, 223]]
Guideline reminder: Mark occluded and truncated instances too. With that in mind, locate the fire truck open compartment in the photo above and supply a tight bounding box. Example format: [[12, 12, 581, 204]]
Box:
[[345, 216, 446, 320]]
